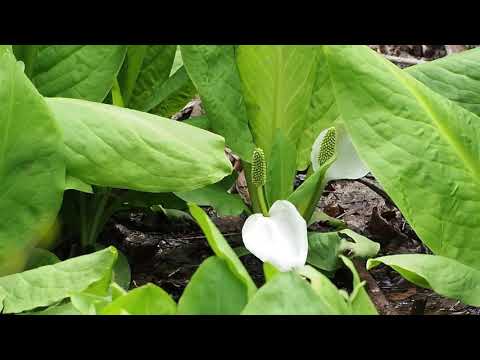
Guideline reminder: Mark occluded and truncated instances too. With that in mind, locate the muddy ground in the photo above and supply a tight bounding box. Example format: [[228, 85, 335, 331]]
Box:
[[101, 45, 480, 315]]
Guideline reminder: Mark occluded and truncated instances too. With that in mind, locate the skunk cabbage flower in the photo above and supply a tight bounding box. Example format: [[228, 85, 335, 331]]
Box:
[[242, 200, 308, 272], [311, 124, 369, 181]]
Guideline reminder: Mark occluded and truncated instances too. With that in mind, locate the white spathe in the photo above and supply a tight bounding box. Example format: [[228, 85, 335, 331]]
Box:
[[242, 200, 308, 272], [311, 124, 369, 181]]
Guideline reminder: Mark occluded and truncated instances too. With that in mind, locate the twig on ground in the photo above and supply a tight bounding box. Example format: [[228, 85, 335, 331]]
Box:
[[353, 259, 400, 315], [356, 178, 396, 207]]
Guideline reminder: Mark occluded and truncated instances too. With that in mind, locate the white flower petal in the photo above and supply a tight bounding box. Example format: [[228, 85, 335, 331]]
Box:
[[242, 200, 308, 272], [311, 124, 369, 181]]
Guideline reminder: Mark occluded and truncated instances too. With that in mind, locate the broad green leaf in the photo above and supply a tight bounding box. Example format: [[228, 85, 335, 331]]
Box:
[[46, 98, 232, 193], [31, 45, 127, 102], [24, 248, 60, 270], [65, 175, 93, 193], [181, 45, 255, 161], [308, 209, 346, 229], [139, 66, 196, 117], [176, 175, 248, 216], [113, 249, 131, 291], [127, 45, 177, 110], [266, 129, 297, 205], [0, 46, 65, 276], [406, 47, 480, 117], [242, 272, 333, 315], [236, 45, 317, 162], [183, 115, 210, 131], [12, 45, 39, 77], [178, 256, 248, 315], [70, 292, 111, 315], [324, 45, 480, 270], [367, 254, 480, 307], [0, 247, 117, 314], [307, 232, 342, 272], [117, 45, 148, 105], [101, 283, 176, 315], [339, 229, 380, 259], [340, 256, 377, 314], [188, 203, 257, 299], [298, 265, 351, 314], [297, 46, 339, 170]]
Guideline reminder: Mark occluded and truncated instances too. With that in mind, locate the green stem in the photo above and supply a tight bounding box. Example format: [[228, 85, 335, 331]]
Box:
[[111, 78, 125, 107], [78, 194, 89, 249], [86, 189, 111, 248], [256, 186, 269, 216]]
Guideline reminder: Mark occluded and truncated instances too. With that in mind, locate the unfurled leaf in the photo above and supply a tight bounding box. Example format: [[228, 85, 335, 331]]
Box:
[[30, 45, 127, 102], [117, 45, 149, 104], [339, 229, 380, 259], [0, 247, 117, 314], [188, 203, 257, 299], [101, 283, 176, 315], [236, 45, 317, 162], [46, 98, 232, 193], [368, 254, 480, 307], [113, 249, 131, 291], [323, 45, 480, 270], [242, 272, 332, 315], [0, 46, 65, 276], [266, 130, 297, 205], [307, 232, 342, 272], [407, 47, 480, 117], [178, 256, 248, 315], [126, 45, 177, 110], [181, 45, 255, 161]]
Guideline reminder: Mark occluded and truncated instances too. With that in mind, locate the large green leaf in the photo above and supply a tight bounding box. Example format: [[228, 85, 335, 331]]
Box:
[[0, 247, 117, 314], [24, 248, 60, 270], [0, 46, 65, 276], [101, 283, 176, 315], [177, 256, 248, 315], [307, 232, 342, 272], [297, 46, 340, 170], [406, 47, 480, 118], [147, 67, 197, 117], [368, 254, 480, 307], [117, 45, 148, 105], [30, 45, 127, 102], [188, 203, 257, 299], [324, 45, 480, 270], [126, 45, 177, 110], [236, 45, 317, 162], [266, 129, 297, 204], [242, 271, 333, 315], [46, 97, 232, 192], [181, 45, 255, 161]]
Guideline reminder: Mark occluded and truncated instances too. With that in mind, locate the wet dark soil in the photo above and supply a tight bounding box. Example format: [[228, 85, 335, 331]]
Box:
[[99, 45, 480, 314]]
